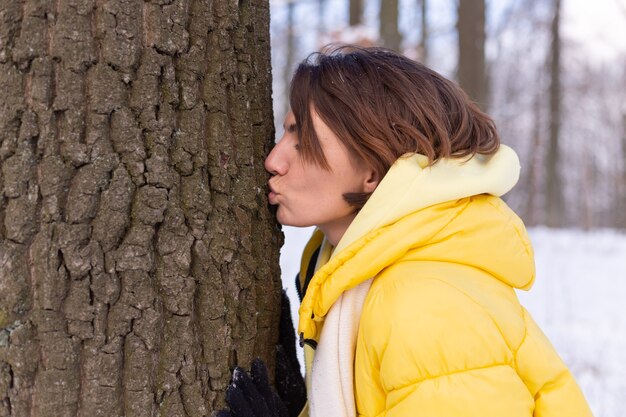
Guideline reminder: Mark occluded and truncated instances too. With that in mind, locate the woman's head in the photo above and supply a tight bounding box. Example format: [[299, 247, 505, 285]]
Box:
[[289, 44, 500, 207], [265, 109, 379, 245], [265, 45, 501, 243]]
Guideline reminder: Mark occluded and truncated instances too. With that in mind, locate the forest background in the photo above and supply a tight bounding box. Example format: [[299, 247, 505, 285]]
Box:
[[271, 0, 626, 228], [270, 1, 626, 417]]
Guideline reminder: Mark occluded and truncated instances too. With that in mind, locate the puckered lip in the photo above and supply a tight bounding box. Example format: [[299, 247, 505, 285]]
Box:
[[267, 180, 278, 194], [267, 181, 279, 205]]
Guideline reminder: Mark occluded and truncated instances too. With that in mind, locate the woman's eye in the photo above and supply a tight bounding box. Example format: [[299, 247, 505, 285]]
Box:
[[294, 142, 301, 151]]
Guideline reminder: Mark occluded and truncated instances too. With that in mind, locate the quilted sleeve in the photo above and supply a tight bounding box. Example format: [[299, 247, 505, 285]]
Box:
[[355, 272, 535, 417], [514, 308, 593, 417]]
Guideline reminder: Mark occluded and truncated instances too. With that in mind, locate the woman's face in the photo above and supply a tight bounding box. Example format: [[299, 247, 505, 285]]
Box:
[[265, 110, 377, 244]]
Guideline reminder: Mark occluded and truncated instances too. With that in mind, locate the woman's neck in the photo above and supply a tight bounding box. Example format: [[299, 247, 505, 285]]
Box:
[[318, 212, 358, 247]]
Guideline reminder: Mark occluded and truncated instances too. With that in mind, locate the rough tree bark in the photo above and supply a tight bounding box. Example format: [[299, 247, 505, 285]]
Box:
[[0, 0, 282, 416], [545, 0, 564, 227], [457, 0, 487, 109]]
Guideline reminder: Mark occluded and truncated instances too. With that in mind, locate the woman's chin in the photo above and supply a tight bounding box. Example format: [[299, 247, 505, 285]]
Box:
[[276, 210, 315, 228]]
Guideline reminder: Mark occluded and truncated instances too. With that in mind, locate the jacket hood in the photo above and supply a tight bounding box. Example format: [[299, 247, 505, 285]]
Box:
[[334, 145, 522, 255], [298, 145, 535, 341]]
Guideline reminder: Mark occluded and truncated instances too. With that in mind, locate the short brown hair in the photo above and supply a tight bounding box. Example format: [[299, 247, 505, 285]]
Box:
[[289, 45, 500, 207]]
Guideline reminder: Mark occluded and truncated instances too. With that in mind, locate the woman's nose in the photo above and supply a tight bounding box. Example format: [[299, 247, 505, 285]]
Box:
[[264, 139, 288, 176]]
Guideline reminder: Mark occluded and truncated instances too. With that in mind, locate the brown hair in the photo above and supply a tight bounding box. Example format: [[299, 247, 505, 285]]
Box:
[[289, 44, 500, 208]]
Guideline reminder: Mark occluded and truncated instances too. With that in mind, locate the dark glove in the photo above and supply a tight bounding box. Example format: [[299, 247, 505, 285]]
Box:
[[216, 358, 289, 417], [217, 291, 306, 417], [275, 291, 307, 417]]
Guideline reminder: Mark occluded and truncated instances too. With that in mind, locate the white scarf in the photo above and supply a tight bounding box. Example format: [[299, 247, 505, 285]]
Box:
[[309, 280, 372, 417]]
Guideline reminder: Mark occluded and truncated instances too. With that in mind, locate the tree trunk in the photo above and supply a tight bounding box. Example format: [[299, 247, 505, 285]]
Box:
[[418, 0, 428, 64], [349, 0, 363, 26], [545, 0, 564, 227], [0, 1, 281, 416], [457, 0, 487, 109], [524, 86, 543, 226], [621, 112, 626, 228], [318, 0, 327, 44], [284, 1, 296, 117], [380, 0, 402, 52]]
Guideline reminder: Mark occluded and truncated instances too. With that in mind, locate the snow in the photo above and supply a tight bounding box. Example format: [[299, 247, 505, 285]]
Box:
[[519, 227, 626, 417], [280, 225, 626, 417]]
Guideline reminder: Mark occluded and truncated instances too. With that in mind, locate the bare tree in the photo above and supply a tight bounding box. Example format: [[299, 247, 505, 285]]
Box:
[[418, 0, 429, 63], [284, 1, 296, 117], [545, 0, 564, 227], [318, 0, 328, 44], [618, 7, 626, 228], [0, 0, 281, 416], [524, 82, 545, 226], [350, 0, 364, 26], [457, 0, 487, 108], [487, 0, 550, 225], [380, 0, 402, 52], [621, 111, 626, 227]]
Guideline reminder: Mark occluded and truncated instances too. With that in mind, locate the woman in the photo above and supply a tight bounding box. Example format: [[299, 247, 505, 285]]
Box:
[[221, 45, 593, 417]]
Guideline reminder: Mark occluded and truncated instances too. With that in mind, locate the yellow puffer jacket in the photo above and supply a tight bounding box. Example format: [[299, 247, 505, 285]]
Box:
[[296, 148, 593, 417]]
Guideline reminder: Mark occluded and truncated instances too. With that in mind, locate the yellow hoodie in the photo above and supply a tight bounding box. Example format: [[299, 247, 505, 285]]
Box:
[[296, 147, 593, 417]]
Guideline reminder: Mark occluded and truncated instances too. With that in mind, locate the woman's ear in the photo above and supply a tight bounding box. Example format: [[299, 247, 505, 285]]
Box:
[[363, 170, 380, 193]]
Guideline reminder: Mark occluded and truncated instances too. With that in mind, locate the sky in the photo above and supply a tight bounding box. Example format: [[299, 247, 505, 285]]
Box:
[[563, 0, 626, 61]]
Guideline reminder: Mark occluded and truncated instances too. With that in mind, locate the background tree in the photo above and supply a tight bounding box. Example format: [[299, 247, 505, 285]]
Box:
[[350, 0, 364, 26], [318, 0, 328, 43], [417, 0, 429, 64], [380, 0, 402, 51], [284, 1, 296, 116], [545, 0, 564, 227], [0, 0, 282, 416], [457, 0, 487, 109], [621, 111, 626, 227]]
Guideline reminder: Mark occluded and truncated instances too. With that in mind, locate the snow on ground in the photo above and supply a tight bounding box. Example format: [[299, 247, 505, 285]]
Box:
[[519, 227, 626, 417], [279, 225, 626, 417]]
